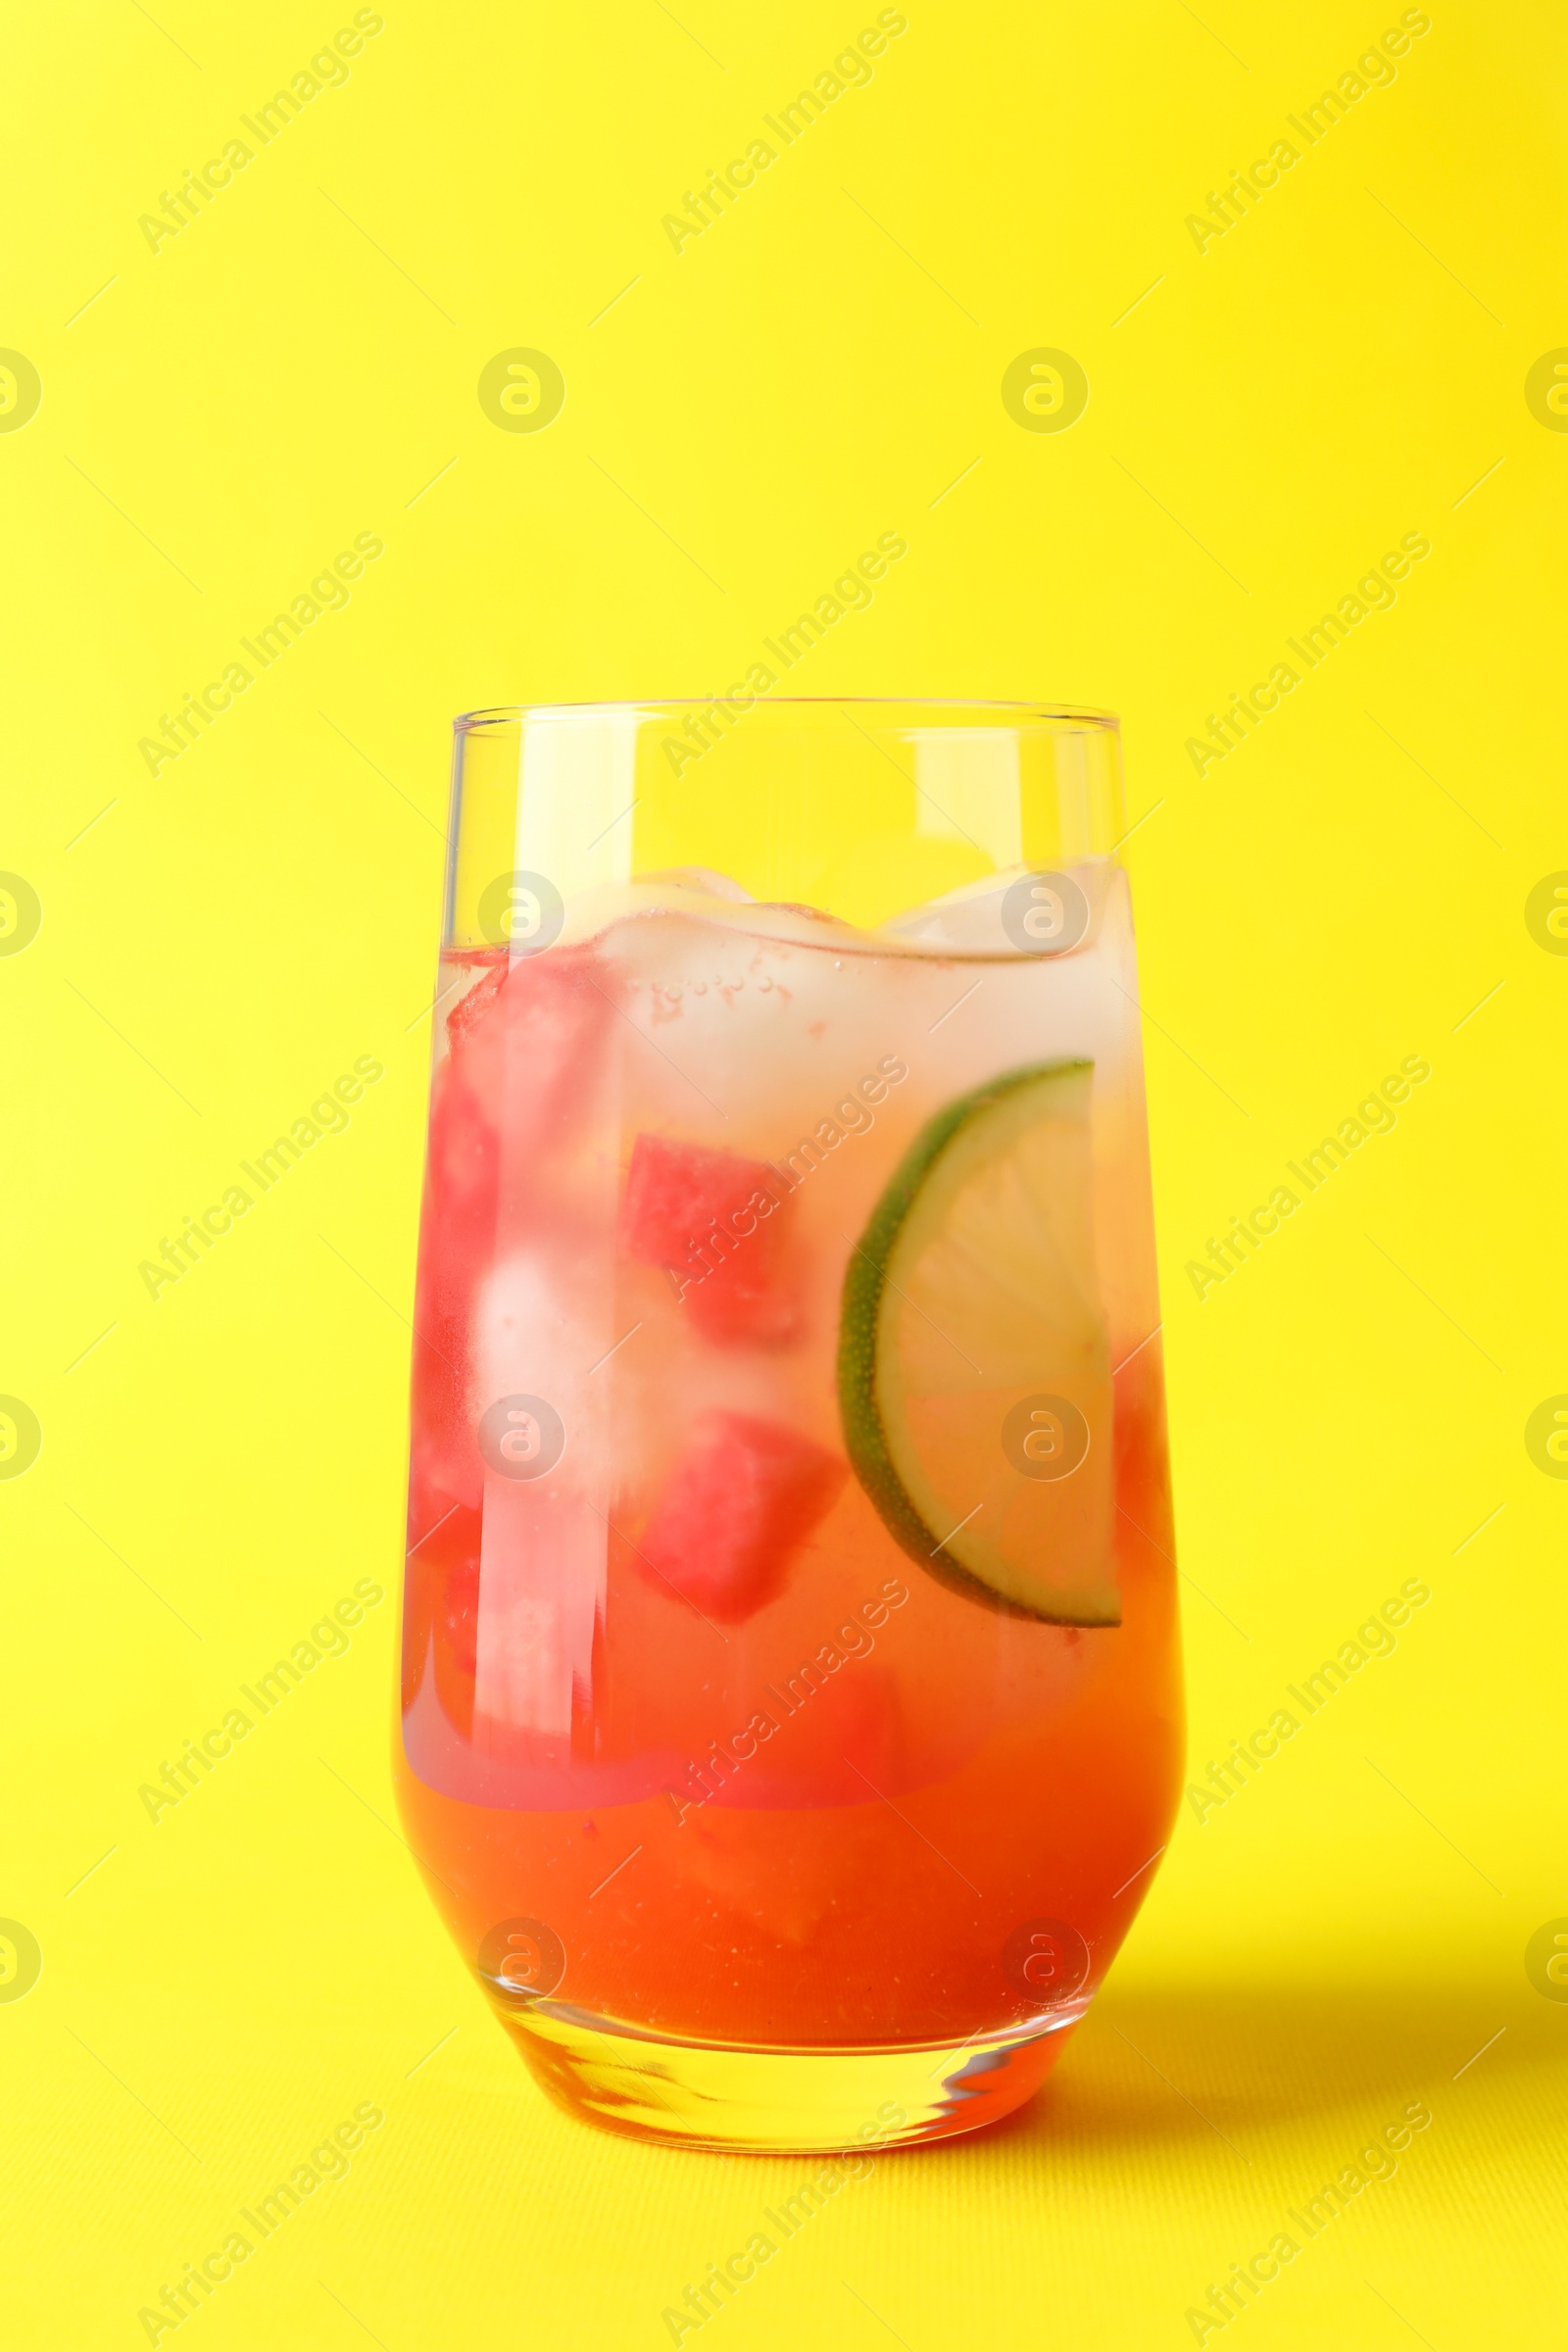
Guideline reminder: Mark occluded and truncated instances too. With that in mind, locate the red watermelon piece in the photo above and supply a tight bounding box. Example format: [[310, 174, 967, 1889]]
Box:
[[637, 1411, 846, 1621], [402, 1492, 482, 1737], [444, 956, 509, 1050], [620, 1135, 797, 1345], [411, 945, 616, 1509], [447, 945, 611, 1141]]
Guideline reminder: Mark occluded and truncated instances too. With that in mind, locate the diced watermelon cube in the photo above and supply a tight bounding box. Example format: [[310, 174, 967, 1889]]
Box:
[[685, 1230, 799, 1345], [411, 946, 617, 1509], [637, 1411, 846, 1621], [447, 945, 612, 1136], [425, 1073, 501, 1261], [444, 956, 509, 1051], [621, 1135, 773, 1261], [620, 1135, 797, 1345], [401, 1493, 482, 1736]]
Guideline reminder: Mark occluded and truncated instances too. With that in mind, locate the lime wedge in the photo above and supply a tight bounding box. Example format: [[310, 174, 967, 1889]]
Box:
[[837, 1060, 1117, 1626]]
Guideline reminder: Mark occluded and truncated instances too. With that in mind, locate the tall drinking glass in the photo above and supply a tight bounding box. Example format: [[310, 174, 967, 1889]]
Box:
[[395, 700, 1182, 2152]]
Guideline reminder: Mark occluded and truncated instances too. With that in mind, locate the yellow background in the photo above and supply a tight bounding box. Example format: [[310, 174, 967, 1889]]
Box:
[[4, 1, 1564, 2344]]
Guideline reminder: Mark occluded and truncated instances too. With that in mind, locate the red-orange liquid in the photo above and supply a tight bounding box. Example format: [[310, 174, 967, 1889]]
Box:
[[395, 905, 1182, 2050]]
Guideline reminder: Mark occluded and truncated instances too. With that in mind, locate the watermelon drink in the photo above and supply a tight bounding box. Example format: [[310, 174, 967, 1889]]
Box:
[[395, 702, 1182, 2151]]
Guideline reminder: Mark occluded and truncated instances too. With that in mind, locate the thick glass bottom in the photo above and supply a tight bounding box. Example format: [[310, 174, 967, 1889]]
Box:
[[490, 1999, 1083, 2152]]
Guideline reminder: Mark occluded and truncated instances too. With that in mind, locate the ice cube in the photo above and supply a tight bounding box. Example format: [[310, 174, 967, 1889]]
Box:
[[635, 865, 756, 902], [879, 862, 1106, 956]]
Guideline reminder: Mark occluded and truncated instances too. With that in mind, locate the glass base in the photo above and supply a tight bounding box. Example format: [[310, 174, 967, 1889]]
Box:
[[490, 2000, 1083, 2152]]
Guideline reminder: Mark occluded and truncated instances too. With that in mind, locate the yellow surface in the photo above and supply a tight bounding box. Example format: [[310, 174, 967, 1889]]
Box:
[[3, 2, 1563, 2344]]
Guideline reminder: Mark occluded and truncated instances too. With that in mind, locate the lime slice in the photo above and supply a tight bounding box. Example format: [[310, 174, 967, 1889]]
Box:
[[837, 1060, 1117, 1626]]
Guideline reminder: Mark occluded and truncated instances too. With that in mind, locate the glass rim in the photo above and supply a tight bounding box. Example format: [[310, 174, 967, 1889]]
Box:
[[453, 697, 1119, 735]]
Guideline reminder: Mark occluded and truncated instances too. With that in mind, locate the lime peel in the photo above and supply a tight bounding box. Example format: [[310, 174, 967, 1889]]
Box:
[[837, 1059, 1118, 1627]]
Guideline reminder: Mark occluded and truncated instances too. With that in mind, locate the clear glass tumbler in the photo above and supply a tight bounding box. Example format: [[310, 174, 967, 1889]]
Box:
[[395, 699, 1183, 2151]]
